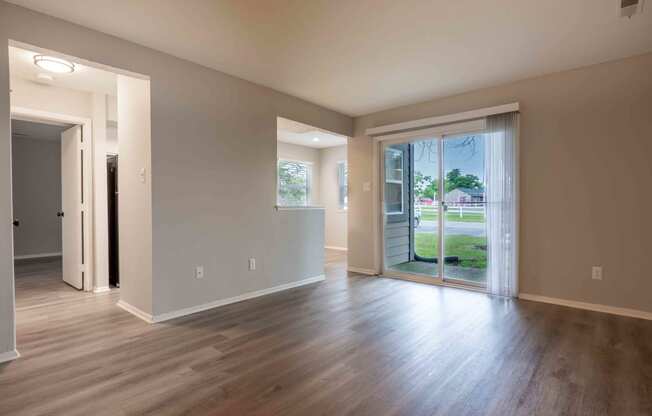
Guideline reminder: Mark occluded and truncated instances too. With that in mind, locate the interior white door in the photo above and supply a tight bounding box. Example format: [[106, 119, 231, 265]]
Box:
[[61, 125, 84, 290]]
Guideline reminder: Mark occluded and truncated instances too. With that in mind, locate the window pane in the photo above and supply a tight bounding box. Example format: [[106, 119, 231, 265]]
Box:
[[278, 160, 310, 206], [385, 147, 403, 214], [338, 161, 348, 209], [385, 148, 403, 182]]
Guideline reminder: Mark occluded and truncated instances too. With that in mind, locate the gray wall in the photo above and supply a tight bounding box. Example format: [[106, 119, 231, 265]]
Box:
[[11, 137, 61, 257], [350, 52, 652, 313], [0, 1, 352, 353]]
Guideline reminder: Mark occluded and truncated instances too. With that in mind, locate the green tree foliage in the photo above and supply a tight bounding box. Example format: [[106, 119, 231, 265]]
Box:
[[414, 168, 483, 201], [278, 161, 309, 205], [414, 171, 437, 200], [444, 169, 483, 192]]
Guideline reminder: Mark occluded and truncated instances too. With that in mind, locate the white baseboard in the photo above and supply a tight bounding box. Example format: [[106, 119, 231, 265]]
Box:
[[93, 286, 111, 294], [519, 293, 652, 321], [325, 246, 348, 252], [0, 349, 20, 364], [14, 252, 62, 260], [152, 274, 326, 323], [347, 267, 378, 276], [116, 300, 154, 324]]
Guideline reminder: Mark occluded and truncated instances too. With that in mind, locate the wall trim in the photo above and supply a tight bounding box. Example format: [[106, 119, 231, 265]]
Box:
[[325, 246, 347, 252], [151, 274, 326, 323], [116, 300, 154, 324], [348, 267, 378, 276], [519, 293, 652, 321], [93, 286, 111, 294], [14, 252, 62, 260], [0, 349, 20, 364]]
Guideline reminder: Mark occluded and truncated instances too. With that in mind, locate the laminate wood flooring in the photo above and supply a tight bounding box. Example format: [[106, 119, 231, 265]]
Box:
[[1, 250, 651, 415]]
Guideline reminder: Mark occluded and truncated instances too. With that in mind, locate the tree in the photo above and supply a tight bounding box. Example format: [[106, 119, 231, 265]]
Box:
[[445, 169, 483, 192], [278, 161, 309, 205], [414, 171, 437, 200]]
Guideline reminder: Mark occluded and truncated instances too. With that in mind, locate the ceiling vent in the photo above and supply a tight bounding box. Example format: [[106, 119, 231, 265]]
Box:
[[621, 0, 645, 18]]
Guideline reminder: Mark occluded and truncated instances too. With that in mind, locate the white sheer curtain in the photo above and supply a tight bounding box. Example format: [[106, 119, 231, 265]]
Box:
[[485, 112, 519, 297]]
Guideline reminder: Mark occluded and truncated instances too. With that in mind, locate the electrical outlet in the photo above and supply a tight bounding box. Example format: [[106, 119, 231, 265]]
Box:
[[195, 266, 205, 279], [249, 258, 256, 271], [592, 266, 602, 280]]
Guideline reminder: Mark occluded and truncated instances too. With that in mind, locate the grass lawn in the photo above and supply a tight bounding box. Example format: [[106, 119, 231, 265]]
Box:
[[420, 209, 485, 223], [415, 232, 487, 269]]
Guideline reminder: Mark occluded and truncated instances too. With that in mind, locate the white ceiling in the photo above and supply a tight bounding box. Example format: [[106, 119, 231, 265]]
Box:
[[11, 119, 73, 141], [8, 0, 652, 116], [277, 117, 347, 149], [9, 45, 117, 96]]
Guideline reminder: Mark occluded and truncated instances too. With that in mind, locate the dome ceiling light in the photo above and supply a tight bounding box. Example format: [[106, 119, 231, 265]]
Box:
[[33, 55, 75, 74]]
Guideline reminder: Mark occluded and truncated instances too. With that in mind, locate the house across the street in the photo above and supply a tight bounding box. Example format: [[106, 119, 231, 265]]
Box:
[[445, 188, 485, 204]]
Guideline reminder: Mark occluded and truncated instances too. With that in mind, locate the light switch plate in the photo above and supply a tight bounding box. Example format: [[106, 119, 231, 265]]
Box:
[[592, 266, 602, 280]]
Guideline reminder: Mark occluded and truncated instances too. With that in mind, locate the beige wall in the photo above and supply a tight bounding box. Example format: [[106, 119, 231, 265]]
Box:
[[320, 145, 347, 249], [9, 76, 92, 117], [0, 1, 352, 353], [350, 52, 652, 313], [117, 75, 152, 314]]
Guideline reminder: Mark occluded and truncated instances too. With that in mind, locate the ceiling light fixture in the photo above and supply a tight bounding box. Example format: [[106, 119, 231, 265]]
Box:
[[313, 137, 320, 142], [33, 55, 75, 74]]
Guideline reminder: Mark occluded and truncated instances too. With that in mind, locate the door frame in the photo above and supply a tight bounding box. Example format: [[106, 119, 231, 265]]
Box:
[[10, 106, 94, 292], [375, 118, 488, 289]]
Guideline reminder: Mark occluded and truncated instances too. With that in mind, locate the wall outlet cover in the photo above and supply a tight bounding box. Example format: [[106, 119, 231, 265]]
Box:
[[195, 266, 205, 279]]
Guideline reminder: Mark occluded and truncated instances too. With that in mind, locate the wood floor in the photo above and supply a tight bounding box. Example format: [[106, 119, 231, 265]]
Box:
[[1, 251, 651, 415]]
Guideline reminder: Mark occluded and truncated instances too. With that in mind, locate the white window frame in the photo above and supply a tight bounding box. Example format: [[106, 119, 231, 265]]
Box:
[[337, 160, 348, 210], [384, 147, 404, 215], [277, 158, 313, 207]]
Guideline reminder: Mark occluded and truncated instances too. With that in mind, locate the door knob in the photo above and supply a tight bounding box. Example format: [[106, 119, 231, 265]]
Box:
[[57, 212, 65, 218], [12, 219, 19, 227]]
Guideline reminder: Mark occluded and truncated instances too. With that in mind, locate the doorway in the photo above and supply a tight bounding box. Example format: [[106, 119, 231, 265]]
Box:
[[382, 133, 488, 288], [107, 154, 119, 288], [6, 40, 154, 354]]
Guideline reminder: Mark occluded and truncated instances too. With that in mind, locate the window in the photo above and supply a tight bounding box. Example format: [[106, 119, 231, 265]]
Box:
[[337, 161, 348, 209], [277, 159, 312, 206], [384, 147, 404, 214]]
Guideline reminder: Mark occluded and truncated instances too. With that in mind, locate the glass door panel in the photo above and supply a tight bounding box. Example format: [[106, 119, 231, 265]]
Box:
[[442, 134, 488, 286], [409, 139, 439, 277], [383, 139, 439, 278]]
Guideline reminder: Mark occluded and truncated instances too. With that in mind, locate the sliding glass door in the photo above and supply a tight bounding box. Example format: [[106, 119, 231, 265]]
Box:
[[382, 133, 488, 287], [383, 139, 440, 278], [442, 134, 487, 286]]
